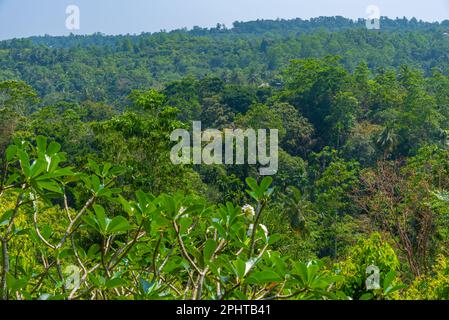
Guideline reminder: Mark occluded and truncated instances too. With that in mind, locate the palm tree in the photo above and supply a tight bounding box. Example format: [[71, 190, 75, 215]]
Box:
[[282, 186, 312, 239], [377, 124, 398, 159]]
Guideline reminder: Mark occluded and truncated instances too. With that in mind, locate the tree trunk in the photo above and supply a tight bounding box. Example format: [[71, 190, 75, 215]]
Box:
[[1, 239, 9, 300]]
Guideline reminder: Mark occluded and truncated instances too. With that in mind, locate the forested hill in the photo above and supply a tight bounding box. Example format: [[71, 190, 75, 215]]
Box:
[[21, 16, 449, 45], [3, 15, 449, 300], [1, 16, 449, 104]]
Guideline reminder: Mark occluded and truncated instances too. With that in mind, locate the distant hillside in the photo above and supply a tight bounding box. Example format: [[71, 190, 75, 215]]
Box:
[[1, 16, 448, 104], [21, 16, 449, 48]]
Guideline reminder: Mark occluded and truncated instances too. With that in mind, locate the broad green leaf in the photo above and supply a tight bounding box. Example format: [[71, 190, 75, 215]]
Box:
[[102, 163, 112, 177], [360, 293, 374, 300], [232, 259, 246, 279], [93, 204, 108, 233], [36, 179, 62, 194], [245, 177, 259, 194], [6, 145, 17, 162], [268, 233, 282, 245], [17, 149, 31, 178], [247, 270, 282, 283], [47, 141, 61, 155], [36, 136, 47, 154], [107, 216, 132, 234], [119, 195, 134, 216], [87, 244, 100, 259], [6, 273, 28, 293], [83, 216, 99, 232], [30, 159, 47, 178], [383, 270, 396, 291], [87, 159, 101, 176], [203, 239, 217, 262], [259, 176, 273, 193], [91, 175, 101, 193], [106, 277, 128, 289]]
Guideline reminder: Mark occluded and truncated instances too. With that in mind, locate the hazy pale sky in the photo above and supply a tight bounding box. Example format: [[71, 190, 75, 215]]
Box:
[[0, 0, 448, 40]]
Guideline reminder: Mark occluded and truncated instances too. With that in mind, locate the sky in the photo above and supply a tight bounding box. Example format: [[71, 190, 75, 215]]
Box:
[[0, 0, 448, 40]]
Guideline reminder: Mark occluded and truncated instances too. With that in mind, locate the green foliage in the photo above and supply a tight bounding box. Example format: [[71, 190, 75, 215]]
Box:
[[0, 155, 340, 300], [3, 17, 449, 105], [90, 90, 198, 194], [405, 255, 449, 300], [335, 233, 402, 300], [2, 18, 449, 300]]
